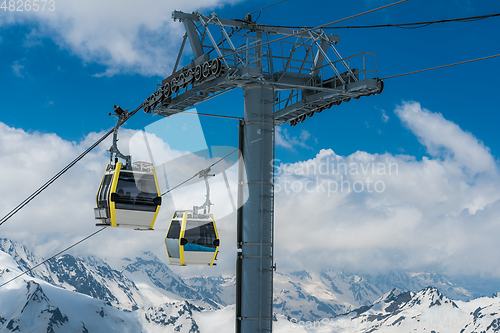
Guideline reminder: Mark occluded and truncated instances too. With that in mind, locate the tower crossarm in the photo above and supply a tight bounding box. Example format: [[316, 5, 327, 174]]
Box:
[[172, 11, 340, 41], [143, 11, 383, 127]]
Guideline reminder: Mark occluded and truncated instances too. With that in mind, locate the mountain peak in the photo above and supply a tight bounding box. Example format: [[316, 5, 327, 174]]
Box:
[[419, 285, 445, 300], [289, 270, 311, 280], [383, 287, 406, 302], [407, 286, 460, 310]]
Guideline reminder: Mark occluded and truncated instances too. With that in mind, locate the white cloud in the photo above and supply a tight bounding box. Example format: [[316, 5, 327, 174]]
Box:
[[2, 102, 500, 278], [0, 0, 241, 76], [23, 29, 44, 47], [395, 101, 496, 175], [276, 127, 313, 151], [272, 102, 500, 276], [11, 60, 25, 78], [381, 109, 389, 122]]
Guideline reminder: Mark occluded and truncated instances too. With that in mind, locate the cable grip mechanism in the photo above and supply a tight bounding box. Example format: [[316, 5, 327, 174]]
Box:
[[109, 105, 132, 168]]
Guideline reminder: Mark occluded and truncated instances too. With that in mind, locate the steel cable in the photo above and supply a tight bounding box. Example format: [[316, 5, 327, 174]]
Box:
[[0, 104, 143, 227]]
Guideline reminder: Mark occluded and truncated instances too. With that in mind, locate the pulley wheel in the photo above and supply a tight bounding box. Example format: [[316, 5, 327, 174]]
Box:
[[171, 78, 179, 93], [202, 62, 211, 78], [194, 65, 203, 82], [211, 58, 222, 76]]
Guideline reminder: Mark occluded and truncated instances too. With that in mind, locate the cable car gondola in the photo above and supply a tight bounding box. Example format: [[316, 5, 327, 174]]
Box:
[[94, 161, 161, 230], [94, 105, 161, 230], [166, 211, 219, 265], [165, 168, 219, 266]]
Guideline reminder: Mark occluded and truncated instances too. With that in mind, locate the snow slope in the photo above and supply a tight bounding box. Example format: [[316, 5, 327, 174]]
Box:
[[288, 287, 500, 333], [2, 238, 500, 332]]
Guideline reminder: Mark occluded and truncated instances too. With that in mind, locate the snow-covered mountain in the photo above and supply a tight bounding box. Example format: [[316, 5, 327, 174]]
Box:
[[1, 238, 500, 332], [0, 238, 142, 310], [271, 268, 479, 321], [121, 252, 224, 309], [0, 249, 143, 332], [0, 239, 223, 311], [286, 287, 500, 333], [0, 248, 233, 333]]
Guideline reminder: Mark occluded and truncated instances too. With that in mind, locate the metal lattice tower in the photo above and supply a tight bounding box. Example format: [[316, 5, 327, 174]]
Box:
[[143, 11, 383, 333]]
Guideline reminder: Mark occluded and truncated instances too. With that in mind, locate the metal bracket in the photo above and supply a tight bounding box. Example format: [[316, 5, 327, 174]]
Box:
[[109, 105, 132, 168], [193, 167, 216, 215]]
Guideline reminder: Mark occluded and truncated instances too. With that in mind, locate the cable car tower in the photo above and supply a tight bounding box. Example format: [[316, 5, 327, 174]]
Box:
[[143, 10, 383, 333]]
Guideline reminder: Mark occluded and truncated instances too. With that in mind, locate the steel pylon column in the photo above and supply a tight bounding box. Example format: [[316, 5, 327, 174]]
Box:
[[237, 83, 275, 333]]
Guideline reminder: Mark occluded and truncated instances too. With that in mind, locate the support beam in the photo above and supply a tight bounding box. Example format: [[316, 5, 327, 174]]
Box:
[[172, 11, 339, 42], [183, 20, 204, 58], [236, 120, 244, 333], [238, 84, 275, 333], [311, 39, 329, 78]]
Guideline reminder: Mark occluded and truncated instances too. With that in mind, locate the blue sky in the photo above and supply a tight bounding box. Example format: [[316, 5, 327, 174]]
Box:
[[1, 0, 500, 277], [1, 0, 499, 162]]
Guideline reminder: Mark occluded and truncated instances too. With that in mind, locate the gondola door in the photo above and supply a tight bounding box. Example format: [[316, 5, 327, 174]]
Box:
[[165, 212, 184, 265], [182, 216, 219, 266], [165, 212, 219, 266]]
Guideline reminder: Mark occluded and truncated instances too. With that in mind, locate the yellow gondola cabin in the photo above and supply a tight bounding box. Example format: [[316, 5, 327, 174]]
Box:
[[165, 211, 219, 266], [94, 161, 161, 230]]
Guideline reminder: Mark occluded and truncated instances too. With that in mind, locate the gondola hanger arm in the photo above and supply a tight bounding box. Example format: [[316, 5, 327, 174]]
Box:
[[193, 167, 216, 215], [109, 105, 132, 167]]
